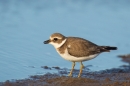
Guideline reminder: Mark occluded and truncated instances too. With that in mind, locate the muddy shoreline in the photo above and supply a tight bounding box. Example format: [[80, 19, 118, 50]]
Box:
[[0, 66, 130, 86]]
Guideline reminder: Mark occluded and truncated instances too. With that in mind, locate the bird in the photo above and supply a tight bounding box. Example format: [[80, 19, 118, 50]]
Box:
[[44, 33, 117, 77]]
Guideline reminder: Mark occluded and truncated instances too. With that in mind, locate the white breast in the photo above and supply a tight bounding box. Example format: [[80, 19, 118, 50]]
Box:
[[56, 48, 99, 62]]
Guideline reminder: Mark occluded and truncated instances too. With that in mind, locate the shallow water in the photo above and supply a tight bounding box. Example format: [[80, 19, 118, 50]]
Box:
[[0, 0, 130, 82]]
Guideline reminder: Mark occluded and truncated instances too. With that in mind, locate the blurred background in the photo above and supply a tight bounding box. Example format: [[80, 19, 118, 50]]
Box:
[[0, 0, 130, 82]]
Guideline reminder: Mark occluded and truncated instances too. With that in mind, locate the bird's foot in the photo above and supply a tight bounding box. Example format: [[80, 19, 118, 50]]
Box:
[[68, 73, 73, 77], [77, 74, 81, 78]]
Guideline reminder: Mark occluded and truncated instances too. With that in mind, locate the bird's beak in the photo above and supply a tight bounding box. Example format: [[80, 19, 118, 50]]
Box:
[[44, 40, 50, 44]]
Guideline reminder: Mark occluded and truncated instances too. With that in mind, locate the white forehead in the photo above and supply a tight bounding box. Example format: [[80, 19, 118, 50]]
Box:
[[50, 36, 62, 40]]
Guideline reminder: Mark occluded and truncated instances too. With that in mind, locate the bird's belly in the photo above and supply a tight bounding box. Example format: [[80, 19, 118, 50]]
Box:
[[60, 53, 98, 62], [57, 49, 99, 62]]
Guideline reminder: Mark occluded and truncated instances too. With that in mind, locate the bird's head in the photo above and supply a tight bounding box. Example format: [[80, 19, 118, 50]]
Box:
[[44, 33, 66, 48]]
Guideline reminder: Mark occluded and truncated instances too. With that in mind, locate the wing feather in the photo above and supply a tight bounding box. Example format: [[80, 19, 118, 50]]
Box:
[[67, 37, 99, 57]]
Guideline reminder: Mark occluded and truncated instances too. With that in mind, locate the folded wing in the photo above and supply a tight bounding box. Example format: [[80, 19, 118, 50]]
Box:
[[67, 37, 100, 57]]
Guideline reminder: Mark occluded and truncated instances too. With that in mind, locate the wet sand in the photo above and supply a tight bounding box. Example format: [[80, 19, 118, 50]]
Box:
[[0, 66, 130, 86]]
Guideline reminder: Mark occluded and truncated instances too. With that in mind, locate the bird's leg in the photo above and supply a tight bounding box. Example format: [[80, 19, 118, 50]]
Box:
[[68, 62, 75, 77], [78, 62, 84, 77]]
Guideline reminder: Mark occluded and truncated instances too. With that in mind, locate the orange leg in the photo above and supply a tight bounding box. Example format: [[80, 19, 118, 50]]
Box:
[[68, 62, 75, 77], [78, 62, 84, 77]]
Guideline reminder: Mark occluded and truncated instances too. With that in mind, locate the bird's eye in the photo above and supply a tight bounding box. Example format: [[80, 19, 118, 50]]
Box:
[[53, 38, 58, 41]]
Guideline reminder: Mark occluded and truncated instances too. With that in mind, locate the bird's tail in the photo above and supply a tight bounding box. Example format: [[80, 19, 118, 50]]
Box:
[[99, 46, 117, 52]]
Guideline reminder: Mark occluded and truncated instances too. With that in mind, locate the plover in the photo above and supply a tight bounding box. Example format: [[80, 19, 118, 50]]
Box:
[[44, 33, 117, 77]]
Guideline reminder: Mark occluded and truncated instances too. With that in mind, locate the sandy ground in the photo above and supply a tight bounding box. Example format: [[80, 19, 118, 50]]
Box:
[[0, 65, 130, 86]]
